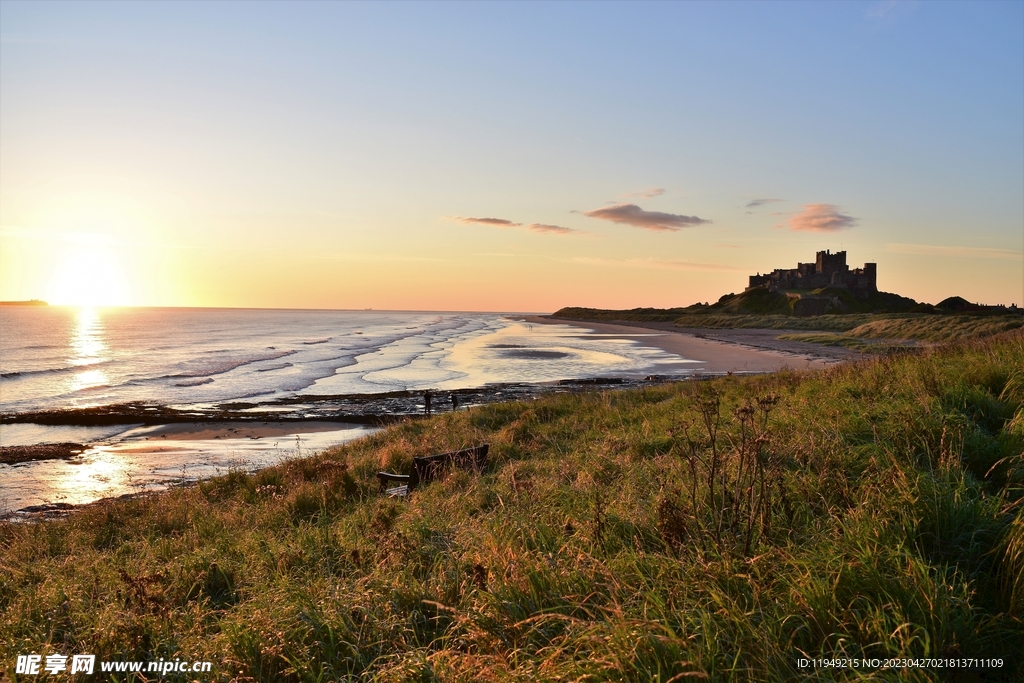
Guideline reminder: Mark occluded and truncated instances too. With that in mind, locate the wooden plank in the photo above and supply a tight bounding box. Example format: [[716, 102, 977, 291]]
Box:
[[414, 444, 489, 484], [376, 444, 489, 496]]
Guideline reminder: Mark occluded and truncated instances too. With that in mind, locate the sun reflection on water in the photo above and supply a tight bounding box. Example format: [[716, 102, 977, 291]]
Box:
[[69, 307, 109, 391], [56, 449, 133, 504]]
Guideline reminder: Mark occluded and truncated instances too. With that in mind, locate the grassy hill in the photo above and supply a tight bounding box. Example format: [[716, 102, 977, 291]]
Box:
[[556, 285, 920, 320], [554, 287, 1023, 343], [2, 332, 1023, 680]]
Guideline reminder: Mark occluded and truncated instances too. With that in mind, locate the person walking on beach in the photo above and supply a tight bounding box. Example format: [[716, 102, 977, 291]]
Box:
[[424, 390, 432, 415]]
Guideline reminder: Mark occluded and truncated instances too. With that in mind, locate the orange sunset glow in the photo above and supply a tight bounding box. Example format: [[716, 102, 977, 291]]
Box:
[[1, 2, 1021, 310], [47, 243, 133, 307]]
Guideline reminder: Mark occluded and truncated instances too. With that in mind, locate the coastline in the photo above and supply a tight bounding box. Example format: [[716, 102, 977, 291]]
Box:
[[2, 314, 847, 516], [524, 315, 852, 371]]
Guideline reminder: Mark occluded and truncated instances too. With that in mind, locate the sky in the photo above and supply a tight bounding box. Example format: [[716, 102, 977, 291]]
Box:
[[1, 0, 1021, 311]]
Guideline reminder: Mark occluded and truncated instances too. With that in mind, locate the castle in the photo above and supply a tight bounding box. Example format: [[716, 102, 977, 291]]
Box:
[[747, 250, 876, 296]]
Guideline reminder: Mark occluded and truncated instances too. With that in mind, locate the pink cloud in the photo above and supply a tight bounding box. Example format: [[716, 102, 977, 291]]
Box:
[[621, 187, 666, 199], [451, 216, 519, 227], [525, 223, 576, 235], [449, 216, 579, 235], [581, 203, 710, 231], [788, 204, 857, 232]]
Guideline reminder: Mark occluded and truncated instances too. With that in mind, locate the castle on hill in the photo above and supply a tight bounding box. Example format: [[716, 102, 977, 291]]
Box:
[[747, 250, 876, 296]]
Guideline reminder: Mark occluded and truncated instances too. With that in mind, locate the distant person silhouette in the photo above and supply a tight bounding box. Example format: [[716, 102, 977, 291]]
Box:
[[451, 393, 459, 411], [424, 390, 432, 415]]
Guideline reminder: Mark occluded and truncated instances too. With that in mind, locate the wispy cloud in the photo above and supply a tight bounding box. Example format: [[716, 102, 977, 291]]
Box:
[[448, 216, 580, 235], [886, 243, 1022, 260], [526, 223, 576, 235], [745, 198, 784, 209], [581, 204, 710, 232], [307, 251, 448, 263], [451, 216, 519, 227], [788, 204, 857, 232], [621, 187, 666, 199], [563, 256, 743, 272]]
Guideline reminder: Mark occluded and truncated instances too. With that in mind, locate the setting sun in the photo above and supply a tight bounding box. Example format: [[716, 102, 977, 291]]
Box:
[[47, 244, 132, 307]]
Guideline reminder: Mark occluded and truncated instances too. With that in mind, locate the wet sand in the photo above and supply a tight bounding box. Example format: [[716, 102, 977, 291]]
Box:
[[123, 421, 357, 442], [524, 316, 848, 372], [1, 422, 375, 516]]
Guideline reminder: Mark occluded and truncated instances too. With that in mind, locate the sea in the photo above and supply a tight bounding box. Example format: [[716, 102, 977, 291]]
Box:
[[0, 306, 698, 513]]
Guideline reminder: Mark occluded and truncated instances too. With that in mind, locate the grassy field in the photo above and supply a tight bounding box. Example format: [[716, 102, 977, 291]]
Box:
[[3, 333, 1024, 681], [846, 315, 1024, 342], [774, 332, 901, 352], [555, 306, 1024, 343], [674, 313, 875, 332], [776, 317, 1024, 354]]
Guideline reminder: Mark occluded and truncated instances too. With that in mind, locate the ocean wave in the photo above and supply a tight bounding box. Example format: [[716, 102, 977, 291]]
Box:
[[3, 311, 626, 416], [256, 363, 293, 372], [174, 377, 215, 387], [159, 350, 297, 380], [233, 389, 278, 400], [1, 365, 86, 379]]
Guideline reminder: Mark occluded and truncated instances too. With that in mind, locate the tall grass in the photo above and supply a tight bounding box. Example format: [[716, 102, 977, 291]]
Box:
[[847, 315, 1024, 341], [676, 313, 1023, 341], [778, 317, 1024, 352], [2, 333, 1023, 681]]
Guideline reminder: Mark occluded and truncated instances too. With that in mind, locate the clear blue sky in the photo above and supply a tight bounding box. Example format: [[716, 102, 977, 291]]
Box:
[[1, 0, 1021, 309]]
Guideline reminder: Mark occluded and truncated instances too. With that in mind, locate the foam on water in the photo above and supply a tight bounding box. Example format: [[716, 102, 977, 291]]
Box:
[[440, 320, 700, 387], [1, 308, 700, 414]]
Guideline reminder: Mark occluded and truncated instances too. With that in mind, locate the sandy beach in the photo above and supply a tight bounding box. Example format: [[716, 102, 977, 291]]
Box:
[[525, 316, 849, 373]]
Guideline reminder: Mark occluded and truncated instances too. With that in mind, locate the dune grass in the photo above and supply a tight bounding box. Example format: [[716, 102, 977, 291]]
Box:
[[2, 333, 1024, 681], [846, 315, 1024, 342], [777, 316, 1023, 353], [674, 313, 873, 332], [555, 305, 1023, 343], [774, 333, 908, 353], [676, 312, 1023, 341]]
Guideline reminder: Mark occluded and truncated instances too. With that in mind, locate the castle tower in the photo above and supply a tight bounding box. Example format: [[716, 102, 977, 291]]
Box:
[[815, 250, 847, 276], [863, 262, 877, 292]]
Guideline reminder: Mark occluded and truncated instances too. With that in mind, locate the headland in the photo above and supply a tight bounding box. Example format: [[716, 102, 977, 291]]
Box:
[[551, 249, 1022, 349]]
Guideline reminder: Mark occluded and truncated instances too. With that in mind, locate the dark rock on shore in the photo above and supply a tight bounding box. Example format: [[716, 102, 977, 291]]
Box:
[[1, 442, 87, 465], [0, 378, 696, 430]]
